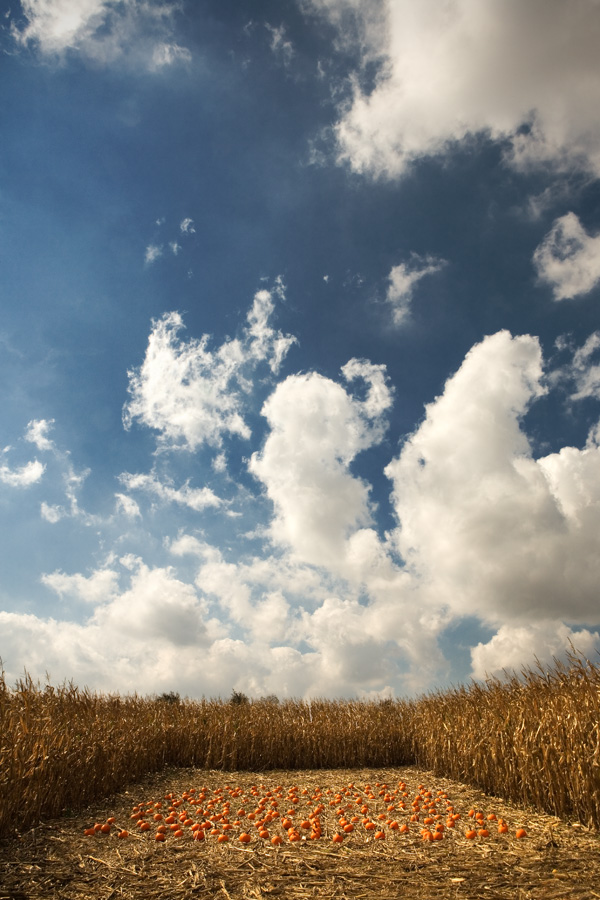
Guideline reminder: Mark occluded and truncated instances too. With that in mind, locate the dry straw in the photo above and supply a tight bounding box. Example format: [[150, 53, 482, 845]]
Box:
[[6, 767, 600, 900], [1, 653, 600, 840]]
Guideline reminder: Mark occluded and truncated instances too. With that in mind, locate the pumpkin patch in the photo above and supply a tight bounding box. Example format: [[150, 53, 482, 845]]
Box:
[[83, 776, 530, 848]]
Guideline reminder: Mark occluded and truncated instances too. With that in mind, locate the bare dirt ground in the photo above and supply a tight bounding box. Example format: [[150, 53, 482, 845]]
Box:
[[1, 766, 599, 900]]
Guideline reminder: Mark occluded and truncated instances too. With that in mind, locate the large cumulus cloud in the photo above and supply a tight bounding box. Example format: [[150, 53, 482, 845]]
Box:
[[249, 358, 393, 569], [386, 330, 600, 628], [304, 0, 600, 180]]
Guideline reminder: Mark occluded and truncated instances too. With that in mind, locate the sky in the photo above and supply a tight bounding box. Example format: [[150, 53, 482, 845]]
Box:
[[1, 0, 600, 701]]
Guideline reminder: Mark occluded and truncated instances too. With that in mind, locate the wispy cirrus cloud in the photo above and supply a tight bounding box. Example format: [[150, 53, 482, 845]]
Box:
[[151, 40, 191, 69], [41, 458, 93, 524], [118, 471, 221, 511], [144, 217, 194, 265], [569, 332, 600, 402], [265, 23, 294, 67]]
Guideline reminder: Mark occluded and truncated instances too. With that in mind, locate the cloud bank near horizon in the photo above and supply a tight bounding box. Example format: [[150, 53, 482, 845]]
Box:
[[2, 286, 600, 699]]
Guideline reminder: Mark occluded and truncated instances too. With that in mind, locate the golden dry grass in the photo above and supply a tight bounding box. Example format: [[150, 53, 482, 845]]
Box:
[[1, 653, 600, 843]]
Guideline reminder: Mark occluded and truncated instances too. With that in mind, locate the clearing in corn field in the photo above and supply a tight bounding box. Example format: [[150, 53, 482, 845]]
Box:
[[2, 766, 600, 900]]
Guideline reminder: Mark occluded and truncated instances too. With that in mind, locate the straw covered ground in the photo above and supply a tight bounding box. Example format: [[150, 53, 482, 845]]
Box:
[[2, 766, 600, 900]]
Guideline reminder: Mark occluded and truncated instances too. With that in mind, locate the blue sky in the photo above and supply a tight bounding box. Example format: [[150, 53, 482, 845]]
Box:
[[1, 0, 600, 699]]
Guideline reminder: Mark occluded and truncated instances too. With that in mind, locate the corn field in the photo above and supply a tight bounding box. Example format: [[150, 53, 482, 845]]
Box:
[[1, 655, 600, 840]]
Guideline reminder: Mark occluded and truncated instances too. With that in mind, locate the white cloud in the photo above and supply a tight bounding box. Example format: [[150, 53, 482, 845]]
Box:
[[245, 285, 297, 373], [195, 553, 251, 620], [179, 217, 195, 234], [249, 359, 392, 568], [118, 471, 221, 511], [248, 556, 334, 606], [146, 219, 193, 264], [265, 23, 294, 67], [114, 492, 141, 518], [341, 357, 393, 422], [212, 452, 227, 474], [523, 180, 581, 223], [0, 459, 45, 487], [0, 560, 224, 695], [41, 502, 64, 523], [13, 0, 108, 53], [252, 591, 290, 643], [5, 548, 344, 700], [144, 243, 163, 265], [41, 567, 119, 605], [123, 311, 250, 450], [385, 254, 446, 326], [93, 559, 211, 647], [296, 595, 400, 693], [123, 288, 296, 451], [171, 534, 408, 696], [25, 418, 55, 451], [533, 213, 600, 300], [549, 332, 600, 420], [191, 545, 416, 687], [29, 429, 95, 524], [385, 329, 600, 627], [305, 0, 600, 180], [0, 544, 426, 698], [300, 0, 387, 61], [7, 312, 600, 699], [12, 0, 191, 70], [471, 621, 600, 680], [0, 612, 107, 691], [168, 533, 208, 557], [569, 332, 600, 401], [151, 41, 191, 69], [537, 440, 600, 522], [56, 463, 94, 522]]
